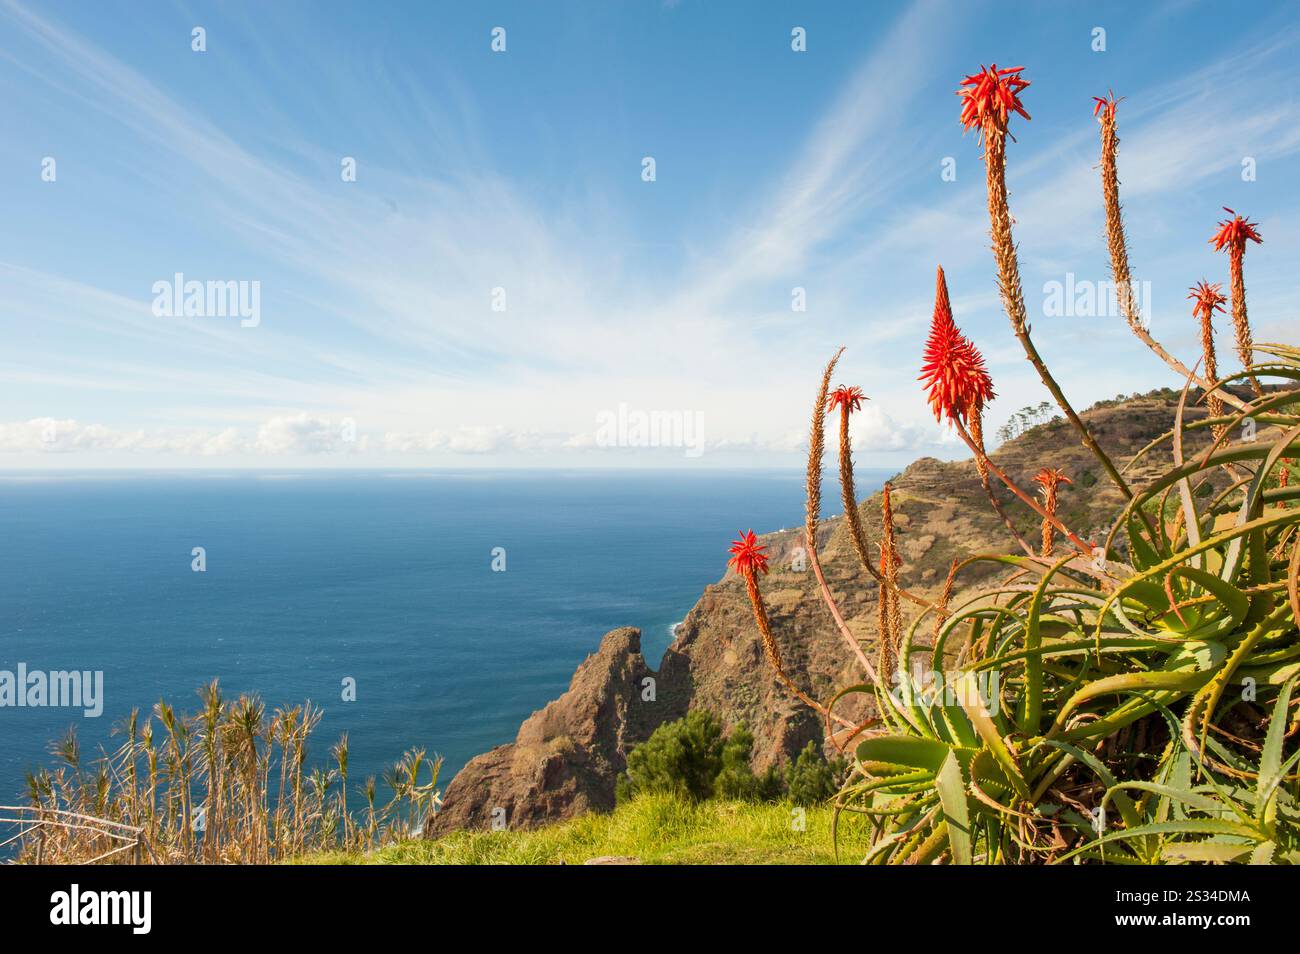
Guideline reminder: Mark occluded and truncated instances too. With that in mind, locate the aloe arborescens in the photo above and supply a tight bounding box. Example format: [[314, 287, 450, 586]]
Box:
[[729, 529, 857, 731], [729, 65, 1300, 866]]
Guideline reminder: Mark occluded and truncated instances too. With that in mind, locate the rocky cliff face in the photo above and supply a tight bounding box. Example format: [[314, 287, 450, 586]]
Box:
[[433, 390, 1209, 832], [427, 627, 678, 834]]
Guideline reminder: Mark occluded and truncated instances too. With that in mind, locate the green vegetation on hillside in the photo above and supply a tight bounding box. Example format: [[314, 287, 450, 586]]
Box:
[[614, 711, 844, 806], [298, 792, 872, 865]]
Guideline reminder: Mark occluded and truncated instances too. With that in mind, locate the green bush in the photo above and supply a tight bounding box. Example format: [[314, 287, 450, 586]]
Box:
[[618, 712, 787, 803], [617, 710, 723, 802], [715, 723, 784, 802], [785, 741, 848, 807]]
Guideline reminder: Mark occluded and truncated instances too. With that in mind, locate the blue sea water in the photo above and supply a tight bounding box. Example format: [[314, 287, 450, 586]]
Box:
[[0, 469, 889, 804]]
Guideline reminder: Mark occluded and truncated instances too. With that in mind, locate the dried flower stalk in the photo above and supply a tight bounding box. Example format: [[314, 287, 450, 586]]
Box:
[[876, 484, 904, 678], [804, 349, 878, 682], [1095, 95, 1247, 412], [960, 68, 1135, 502]]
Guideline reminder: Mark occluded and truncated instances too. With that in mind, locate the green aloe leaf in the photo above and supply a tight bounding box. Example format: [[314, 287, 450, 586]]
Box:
[[956, 673, 1029, 800], [1161, 841, 1252, 863], [1107, 781, 1231, 818], [1171, 565, 1248, 632], [935, 751, 972, 865], [1054, 669, 1213, 730], [1249, 840, 1277, 865], [856, 736, 952, 775], [1054, 819, 1261, 864], [1258, 677, 1297, 817]]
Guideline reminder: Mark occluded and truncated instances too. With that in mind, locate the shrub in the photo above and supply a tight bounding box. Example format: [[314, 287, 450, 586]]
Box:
[[617, 710, 723, 803], [785, 741, 847, 807], [715, 723, 783, 802], [618, 713, 786, 803]]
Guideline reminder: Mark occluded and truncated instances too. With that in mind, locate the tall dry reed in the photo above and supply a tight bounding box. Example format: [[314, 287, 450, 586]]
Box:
[[8, 681, 442, 864]]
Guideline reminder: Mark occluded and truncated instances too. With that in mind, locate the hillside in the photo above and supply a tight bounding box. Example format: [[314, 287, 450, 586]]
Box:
[[429, 388, 1215, 835], [306, 793, 873, 865]]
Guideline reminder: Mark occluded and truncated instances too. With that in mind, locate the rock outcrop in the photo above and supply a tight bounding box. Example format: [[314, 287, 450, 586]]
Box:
[[427, 627, 676, 834], [432, 390, 1212, 832]]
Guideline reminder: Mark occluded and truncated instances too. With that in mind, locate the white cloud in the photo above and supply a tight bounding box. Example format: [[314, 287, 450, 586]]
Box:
[[0, 415, 355, 457], [0, 418, 242, 455], [254, 414, 347, 455], [381, 426, 571, 455], [848, 404, 948, 454]]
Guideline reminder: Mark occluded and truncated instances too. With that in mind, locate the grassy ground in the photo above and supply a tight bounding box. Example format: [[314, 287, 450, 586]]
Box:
[[298, 794, 873, 865]]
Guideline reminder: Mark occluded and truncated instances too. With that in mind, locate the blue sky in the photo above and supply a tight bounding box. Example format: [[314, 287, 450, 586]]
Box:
[[0, 0, 1297, 468]]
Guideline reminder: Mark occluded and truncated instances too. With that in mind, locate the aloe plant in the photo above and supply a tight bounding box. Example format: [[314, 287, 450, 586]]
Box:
[[825, 348, 1300, 864], [1058, 682, 1300, 864], [733, 66, 1300, 865]]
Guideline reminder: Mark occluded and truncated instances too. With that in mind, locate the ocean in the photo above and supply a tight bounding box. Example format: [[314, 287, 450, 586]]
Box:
[[0, 469, 889, 804]]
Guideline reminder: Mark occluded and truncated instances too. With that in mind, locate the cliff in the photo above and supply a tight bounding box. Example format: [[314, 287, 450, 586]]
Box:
[[429, 389, 1210, 834]]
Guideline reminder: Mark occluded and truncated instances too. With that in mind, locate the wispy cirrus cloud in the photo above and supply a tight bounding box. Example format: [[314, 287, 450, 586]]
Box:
[[1, 0, 1297, 467]]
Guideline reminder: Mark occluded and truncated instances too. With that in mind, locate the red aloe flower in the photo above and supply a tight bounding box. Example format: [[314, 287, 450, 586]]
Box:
[[727, 530, 769, 577], [729, 526, 836, 719], [1092, 91, 1122, 123], [919, 266, 995, 424], [1211, 209, 1264, 394], [1187, 280, 1227, 323], [827, 385, 866, 415], [957, 64, 1030, 142], [1032, 468, 1071, 556], [1032, 467, 1072, 492], [1210, 208, 1262, 253], [1189, 280, 1230, 435]]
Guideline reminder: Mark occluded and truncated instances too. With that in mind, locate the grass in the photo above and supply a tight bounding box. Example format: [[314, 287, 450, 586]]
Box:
[[296, 794, 874, 865]]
